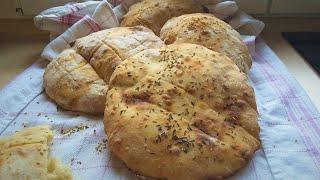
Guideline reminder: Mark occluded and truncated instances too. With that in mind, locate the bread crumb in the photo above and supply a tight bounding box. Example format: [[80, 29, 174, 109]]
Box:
[[95, 138, 108, 153], [61, 124, 89, 136]]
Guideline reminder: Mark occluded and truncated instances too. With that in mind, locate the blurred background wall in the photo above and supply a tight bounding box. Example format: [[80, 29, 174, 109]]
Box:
[[0, 0, 320, 19]]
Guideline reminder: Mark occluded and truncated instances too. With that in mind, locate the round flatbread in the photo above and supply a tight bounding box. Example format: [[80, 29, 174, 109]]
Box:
[[44, 26, 164, 114], [104, 43, 260, 179], [160, 13, 252, 74], [44, 49, 107, 114], [120, 0, 204, 35]]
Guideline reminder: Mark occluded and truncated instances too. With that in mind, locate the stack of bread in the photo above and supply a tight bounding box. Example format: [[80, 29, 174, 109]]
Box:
[[2, 0, 261, 179]]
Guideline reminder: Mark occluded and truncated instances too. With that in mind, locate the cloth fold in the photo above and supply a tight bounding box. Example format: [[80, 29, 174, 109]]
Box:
[[34, 0, 265, 61]]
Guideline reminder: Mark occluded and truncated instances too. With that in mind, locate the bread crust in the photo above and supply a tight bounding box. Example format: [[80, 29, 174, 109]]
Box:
[[120, 0, 204, 35], [104, 43, 260, 180], [44, 49, 108, 114], [44, 26, 164, 114], [160, 13, 252, 74]]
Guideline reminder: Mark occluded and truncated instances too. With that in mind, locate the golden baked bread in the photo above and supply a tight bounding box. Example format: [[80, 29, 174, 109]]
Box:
[[0, 126, 72, 180], [104, 43, 260, 179], [44, 26, 164, 114], [120, 0, 204, 35], [74, 26, 164, 82], [44, 48, 108, 114], [160, 13, 252, 74]]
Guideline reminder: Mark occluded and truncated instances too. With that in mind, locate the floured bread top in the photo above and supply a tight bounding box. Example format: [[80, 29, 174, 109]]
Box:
[[44, 49, 107, 114], [0, 126, 72, 180], [74, 26, 164, 82], [160, 13, 252, 74], [44, 26, 164, 114], [121, 0, 204, 35], [104, 43, 260, 179]]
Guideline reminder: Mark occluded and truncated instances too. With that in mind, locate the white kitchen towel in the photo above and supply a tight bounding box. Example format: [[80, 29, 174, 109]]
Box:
[[34, 0, 265, 61]]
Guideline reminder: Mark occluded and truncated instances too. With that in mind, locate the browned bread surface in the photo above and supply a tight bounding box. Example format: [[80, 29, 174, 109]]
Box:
[[104, 43, 260, 180], [44, 26, 164, 114], [74, 26, 164, 82], [160, 13, 252, 74], [121, 0, 204, 35], [44, 48, 107, 114]]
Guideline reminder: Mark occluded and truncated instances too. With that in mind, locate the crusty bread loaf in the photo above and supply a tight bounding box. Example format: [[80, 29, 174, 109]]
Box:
[[74, 26, 164, 82], [120, 0, 204, 35], [160, 13, 252, 74], [104, 43, 260, 179], [44, 26, 164, 114], [44, 49, 108, 114], [0, 126, 72, 180]]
